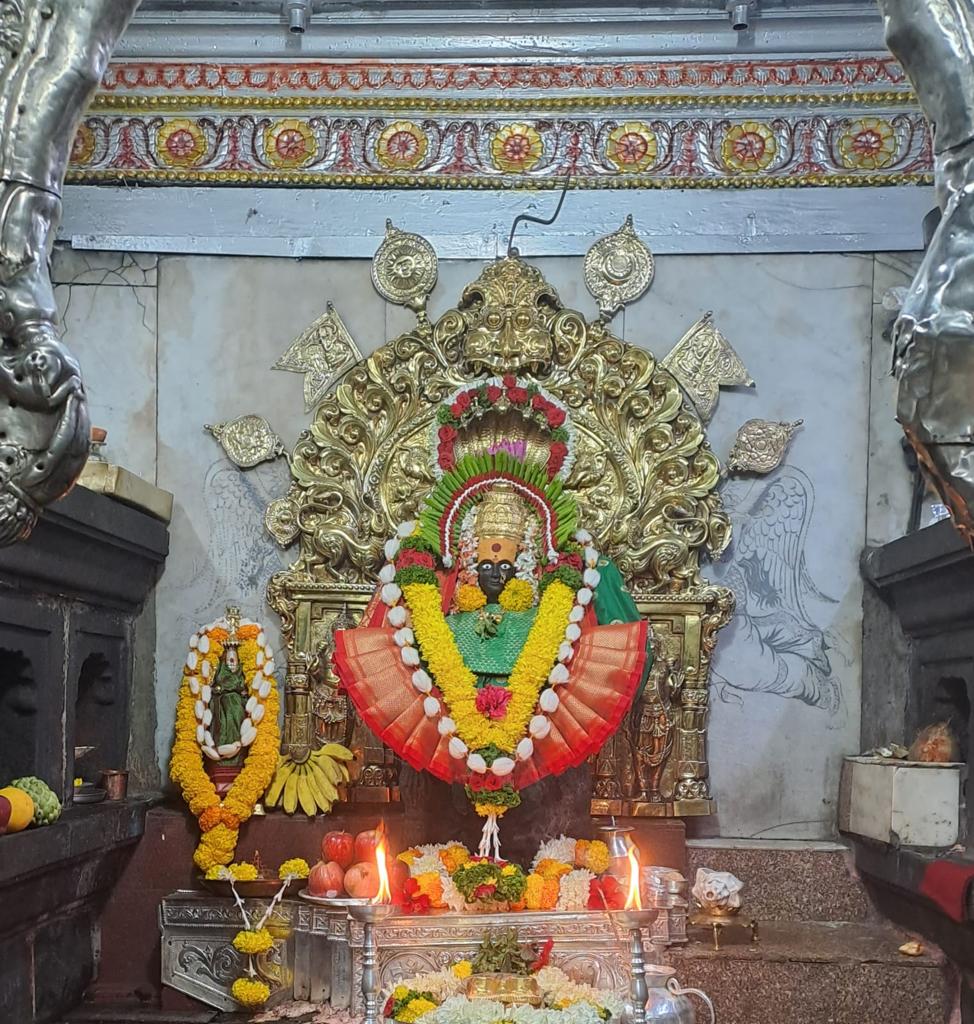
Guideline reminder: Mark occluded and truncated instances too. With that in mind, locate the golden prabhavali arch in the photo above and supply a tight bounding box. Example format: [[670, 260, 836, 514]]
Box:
[[266, 220, 734, 818]]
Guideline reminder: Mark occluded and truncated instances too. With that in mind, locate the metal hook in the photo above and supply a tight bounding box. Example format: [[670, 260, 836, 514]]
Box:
[[506, 176, 572, 257]]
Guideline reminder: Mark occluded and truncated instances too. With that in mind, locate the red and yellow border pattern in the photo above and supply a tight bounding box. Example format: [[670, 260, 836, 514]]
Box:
[[68, 58, 931, 189]]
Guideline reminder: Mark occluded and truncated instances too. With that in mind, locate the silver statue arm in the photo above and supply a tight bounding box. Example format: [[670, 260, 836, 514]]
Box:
[[0, 0, 140, 543], [877, 0, 974, 542]]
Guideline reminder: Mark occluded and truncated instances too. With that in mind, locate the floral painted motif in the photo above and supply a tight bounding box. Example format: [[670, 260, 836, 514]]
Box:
[[156, 118, 207, 167], [721, 120, 778, 173], [605, 121, 657, 172], [376, 120, 429, 170], [263, 117, 317, 168], [837, 116, 898, 170], [491, 123, 544, 173]]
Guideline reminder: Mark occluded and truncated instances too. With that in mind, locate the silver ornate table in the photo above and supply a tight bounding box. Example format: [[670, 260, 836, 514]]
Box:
[[161, 893, 685, 1012]]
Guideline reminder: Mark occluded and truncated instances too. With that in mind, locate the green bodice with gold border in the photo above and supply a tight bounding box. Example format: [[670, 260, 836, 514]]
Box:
[[445, 604, 537, 683], [443, 558, 654, 694]]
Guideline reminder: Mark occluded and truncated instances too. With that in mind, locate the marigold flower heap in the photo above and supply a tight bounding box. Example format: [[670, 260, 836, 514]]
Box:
[[169, 615, 280, 871]]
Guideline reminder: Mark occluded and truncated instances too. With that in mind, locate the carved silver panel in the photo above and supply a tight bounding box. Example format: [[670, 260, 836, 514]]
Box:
[[160, 891, 296, 1013]]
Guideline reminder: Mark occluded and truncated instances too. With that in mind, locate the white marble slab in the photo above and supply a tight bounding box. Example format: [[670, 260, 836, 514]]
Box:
[[54, 272, 158, 483], [152, 255, 386, 770]]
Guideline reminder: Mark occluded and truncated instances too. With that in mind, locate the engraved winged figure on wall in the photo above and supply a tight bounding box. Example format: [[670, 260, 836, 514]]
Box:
[[709, 467, 842, 711]]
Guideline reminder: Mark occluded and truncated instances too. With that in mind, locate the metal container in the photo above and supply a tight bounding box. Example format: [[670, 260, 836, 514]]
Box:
[[643, 966, 714, 1024], [597, 823, 636, 883], [99, 769, 128, 800]]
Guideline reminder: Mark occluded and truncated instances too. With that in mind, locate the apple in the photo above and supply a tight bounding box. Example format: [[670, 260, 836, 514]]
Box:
[[345, 861, 379, 900], [308, 859, 346, 897], [354, 828, 382, 864], [322, 830, 355, 870]]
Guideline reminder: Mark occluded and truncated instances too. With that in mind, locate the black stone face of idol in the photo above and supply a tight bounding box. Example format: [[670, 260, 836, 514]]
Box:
[[477, 559, 515, 602]]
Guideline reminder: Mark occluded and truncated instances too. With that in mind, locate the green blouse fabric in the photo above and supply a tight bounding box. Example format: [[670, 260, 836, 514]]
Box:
[[443, 557, 653, 695]]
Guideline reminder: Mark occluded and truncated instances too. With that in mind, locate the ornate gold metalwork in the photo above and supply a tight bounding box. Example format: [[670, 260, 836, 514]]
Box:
[[204, 414, 285, 468], [371, 220, 437, 324], [727, 418, 803, 475], [268, 246, 735, 815], [274, 301, 363, 412], [584, 215, 655, 322], [661, 312, 754, 423], [264, 492, 301, 548]]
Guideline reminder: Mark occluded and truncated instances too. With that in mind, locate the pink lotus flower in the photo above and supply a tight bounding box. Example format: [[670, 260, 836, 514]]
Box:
[[476, 685, 512, 720]]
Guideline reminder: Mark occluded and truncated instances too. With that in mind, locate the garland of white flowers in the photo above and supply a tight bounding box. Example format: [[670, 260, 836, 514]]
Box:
[[378, 522, 603, 780], [185, 616, 277, 762]]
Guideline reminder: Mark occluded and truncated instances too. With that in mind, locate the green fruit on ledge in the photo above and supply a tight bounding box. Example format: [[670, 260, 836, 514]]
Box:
[[9, 776, 61, 826]]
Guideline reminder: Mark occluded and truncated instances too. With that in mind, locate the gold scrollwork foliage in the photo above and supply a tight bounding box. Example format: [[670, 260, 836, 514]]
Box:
[[277, 256, 729, 596]]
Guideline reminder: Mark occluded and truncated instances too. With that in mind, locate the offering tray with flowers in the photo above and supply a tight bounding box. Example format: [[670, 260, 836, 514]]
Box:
[[381, 927, 620, 1024], [199, 852, 310, 900]]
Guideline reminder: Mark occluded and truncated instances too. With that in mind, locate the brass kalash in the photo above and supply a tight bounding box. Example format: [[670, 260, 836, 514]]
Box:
[[265, 217, 734, 818]]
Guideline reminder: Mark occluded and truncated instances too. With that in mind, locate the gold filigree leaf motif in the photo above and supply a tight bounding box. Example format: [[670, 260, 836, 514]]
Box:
[[661, 312, 754, 423], [583, 214, 655, 322], [268, 219, 735, 816], [728, 418, 803, 475], [204, 414, 285, 468], [273, 301, 363, 412]]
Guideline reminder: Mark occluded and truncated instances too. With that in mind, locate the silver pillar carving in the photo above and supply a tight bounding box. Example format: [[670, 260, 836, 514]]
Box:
[[877, 0, 974, 543], [0, 0, 139, 543]]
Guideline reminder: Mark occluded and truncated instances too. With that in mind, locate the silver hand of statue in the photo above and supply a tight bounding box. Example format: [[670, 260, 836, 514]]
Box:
[[0, 0, 141, 543], [877, 0, 974, 542]]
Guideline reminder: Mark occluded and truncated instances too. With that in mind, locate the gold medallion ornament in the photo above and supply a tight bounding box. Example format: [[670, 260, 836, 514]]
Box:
[[583, 215, 655, 322], [264, 494, 301, 548], [204, 415, 285, 469], [273, 302, 363, 412], [661, 311, 754, 422], [371, 219, 438, 322], [727, 418, 803, 475]]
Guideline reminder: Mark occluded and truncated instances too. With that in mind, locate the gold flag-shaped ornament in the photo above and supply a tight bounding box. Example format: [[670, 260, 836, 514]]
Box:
[[273, 302, 363, 412], [661, 312, 754, 423]]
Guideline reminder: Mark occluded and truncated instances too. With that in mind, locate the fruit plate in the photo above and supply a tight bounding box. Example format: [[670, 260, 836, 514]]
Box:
[[298, 890, 371, 907], [199, 877, 305, 899]]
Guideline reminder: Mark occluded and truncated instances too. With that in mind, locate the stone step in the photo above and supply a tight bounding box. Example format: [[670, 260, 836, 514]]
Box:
[[687, 839, 871, 922], [667, 920, 949, 1024]]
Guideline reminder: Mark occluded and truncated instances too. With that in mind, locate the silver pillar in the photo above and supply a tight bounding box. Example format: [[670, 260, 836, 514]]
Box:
[[877, 0, 974, 543], [0, 0, 140, 543]]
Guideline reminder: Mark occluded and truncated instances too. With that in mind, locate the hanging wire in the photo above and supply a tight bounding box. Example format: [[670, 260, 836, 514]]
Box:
[[506, 175, 572, 256]]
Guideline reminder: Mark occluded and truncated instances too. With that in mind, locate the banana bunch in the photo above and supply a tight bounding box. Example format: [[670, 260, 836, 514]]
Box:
[[264, 743, 354, 815]]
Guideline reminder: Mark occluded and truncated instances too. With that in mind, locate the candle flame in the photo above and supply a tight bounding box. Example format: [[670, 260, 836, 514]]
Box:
[[623, 846, 641, 910], [373, 825, 391, 904]]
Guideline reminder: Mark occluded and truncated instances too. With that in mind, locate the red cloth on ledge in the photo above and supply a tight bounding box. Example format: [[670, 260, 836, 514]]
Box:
[[918, 859, 974, 923]]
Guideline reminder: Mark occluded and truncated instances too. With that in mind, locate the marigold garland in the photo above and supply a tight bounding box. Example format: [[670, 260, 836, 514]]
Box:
[[456, 583, 487, 612], [402, 578, 575, 753], [169, 620, 281, 871], [498, 578, 534, 612], [233, 928, 274, 955], [231, 977, 271, 1008]]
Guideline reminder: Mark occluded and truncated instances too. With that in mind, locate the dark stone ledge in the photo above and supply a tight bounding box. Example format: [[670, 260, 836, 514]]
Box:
[[0, 796, 157, 932], [0, 485, 169, 610]]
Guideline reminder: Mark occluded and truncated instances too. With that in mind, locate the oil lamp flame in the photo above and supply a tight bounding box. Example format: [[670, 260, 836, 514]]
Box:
[[624, 846, 641, 910], [373, 831, 391, 904]]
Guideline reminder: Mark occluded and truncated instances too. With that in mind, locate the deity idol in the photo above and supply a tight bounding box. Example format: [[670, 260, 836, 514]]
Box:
[[333, 377, 652, 855]]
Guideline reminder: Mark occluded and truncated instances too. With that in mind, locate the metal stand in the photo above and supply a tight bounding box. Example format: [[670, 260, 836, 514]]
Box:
[[347, 902, 396, 1024], [612, 908, 658, 1024]]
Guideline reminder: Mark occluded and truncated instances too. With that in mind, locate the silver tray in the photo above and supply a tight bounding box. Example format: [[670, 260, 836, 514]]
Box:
[[298, 890, 372, 907], [73, 786, 107, 804]]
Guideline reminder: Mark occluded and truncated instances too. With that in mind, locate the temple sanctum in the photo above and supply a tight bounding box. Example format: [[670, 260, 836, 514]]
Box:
[[3, 2, 974, 1023]]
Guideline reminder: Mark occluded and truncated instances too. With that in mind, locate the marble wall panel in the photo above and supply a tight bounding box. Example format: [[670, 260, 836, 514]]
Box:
[[153, 256, 387, 771], [144, 250, 875, 839], [867, 253, 922, 545], [623, 252, 874, 839], [52, 246, 158, 484]]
